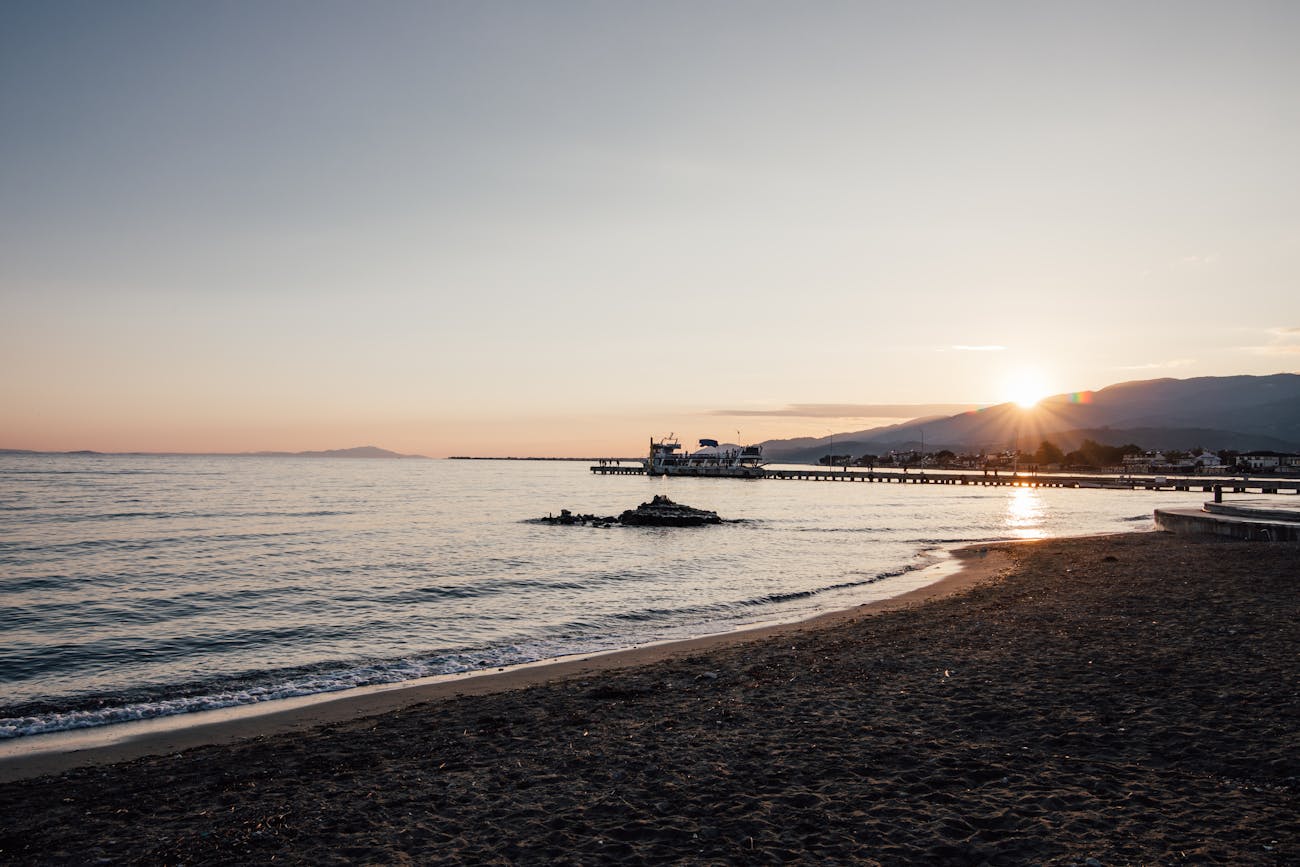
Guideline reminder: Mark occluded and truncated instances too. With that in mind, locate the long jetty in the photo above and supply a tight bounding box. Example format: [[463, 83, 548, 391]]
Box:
[[590, 464, 1300, 495]]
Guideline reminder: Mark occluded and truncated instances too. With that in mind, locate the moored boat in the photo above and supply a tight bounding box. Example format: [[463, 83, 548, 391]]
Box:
[[644, 436, 765, 478]]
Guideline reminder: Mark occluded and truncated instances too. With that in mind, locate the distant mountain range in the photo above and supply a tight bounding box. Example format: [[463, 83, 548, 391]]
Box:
[[246, 446, 427, 459], [761, 374, 1300, 463], [0, 445, 428, 459]]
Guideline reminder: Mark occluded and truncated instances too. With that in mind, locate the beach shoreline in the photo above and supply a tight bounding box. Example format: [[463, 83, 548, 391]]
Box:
[[0, 543, 1010, 783], [2, 530, 1295, 863]]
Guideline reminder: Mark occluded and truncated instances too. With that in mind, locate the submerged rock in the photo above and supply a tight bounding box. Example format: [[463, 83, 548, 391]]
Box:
[[618, 495, 722, 527], [540, 508, 618, 527]]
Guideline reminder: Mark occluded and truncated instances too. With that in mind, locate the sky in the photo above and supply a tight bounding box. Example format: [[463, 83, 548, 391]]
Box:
[[2, 1, 1297, 457]]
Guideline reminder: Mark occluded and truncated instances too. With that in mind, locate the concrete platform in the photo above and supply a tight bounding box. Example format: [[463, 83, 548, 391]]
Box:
[[1155, 497, 1300, 542]]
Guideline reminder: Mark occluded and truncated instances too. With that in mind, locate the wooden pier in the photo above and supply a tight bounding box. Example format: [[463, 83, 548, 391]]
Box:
[[590, 464, 1300, 495], [589, 465, 646, 475]]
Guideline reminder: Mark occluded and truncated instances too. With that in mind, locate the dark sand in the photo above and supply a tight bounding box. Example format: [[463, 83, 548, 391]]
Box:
[[1, 532, 1296, 864]]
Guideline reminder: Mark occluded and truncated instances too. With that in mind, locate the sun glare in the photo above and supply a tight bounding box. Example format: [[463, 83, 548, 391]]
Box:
[[1005, 369, 1050, 409]]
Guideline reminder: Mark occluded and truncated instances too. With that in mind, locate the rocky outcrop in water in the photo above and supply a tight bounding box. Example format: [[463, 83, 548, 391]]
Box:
[[538, 495, 722, 528], [618, 495, 722, 527]]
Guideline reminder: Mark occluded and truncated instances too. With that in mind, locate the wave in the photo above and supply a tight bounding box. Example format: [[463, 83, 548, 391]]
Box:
[[0, 557, 944, 739], [794, 526, 900, 534], [25, 509, 357, 524], [0, 529, 307, 556], [0, 659, 461, 739], [903, 536, 1009, 544]]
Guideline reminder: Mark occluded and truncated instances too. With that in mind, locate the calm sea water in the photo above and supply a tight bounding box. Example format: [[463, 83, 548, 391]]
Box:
[[0, 455, 1208, 739]]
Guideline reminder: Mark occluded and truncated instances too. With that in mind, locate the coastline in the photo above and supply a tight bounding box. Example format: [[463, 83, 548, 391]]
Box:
[[2, 530, 1295, 863], [0, 544, 1009, 783]]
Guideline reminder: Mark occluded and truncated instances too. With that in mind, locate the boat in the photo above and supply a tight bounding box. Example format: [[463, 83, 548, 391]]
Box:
[[644, 436, 765, 478]]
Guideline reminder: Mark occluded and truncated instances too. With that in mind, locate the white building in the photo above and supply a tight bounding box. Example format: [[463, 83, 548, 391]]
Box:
[[1237, 451, 1286, 471]]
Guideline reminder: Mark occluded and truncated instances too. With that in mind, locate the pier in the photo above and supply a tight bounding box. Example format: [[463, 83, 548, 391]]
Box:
[[590, 464, 647, 475], [590, 464, 1300, 495]]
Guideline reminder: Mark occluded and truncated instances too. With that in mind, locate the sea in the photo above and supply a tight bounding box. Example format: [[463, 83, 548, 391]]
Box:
[[0, 454, 1210, 743]]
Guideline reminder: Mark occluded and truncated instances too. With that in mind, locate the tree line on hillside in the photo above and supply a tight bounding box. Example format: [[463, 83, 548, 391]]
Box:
[[1034, 439, 1141, 467]]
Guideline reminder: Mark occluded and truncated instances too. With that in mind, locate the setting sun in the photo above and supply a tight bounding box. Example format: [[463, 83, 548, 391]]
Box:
[[1005, 369, 1051, 409]]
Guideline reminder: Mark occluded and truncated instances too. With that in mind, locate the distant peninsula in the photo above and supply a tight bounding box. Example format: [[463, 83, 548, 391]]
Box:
[[0, 446, 429, 459], [245, 446, 428, 459]]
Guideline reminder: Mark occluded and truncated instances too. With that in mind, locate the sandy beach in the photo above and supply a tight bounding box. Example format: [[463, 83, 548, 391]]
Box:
[[1, 531, 1296, 864]]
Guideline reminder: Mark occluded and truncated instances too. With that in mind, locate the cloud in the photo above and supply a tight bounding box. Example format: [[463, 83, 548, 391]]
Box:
[[712, 403, 984, 419], [1240, 326, 1300, 356], [949, 345, 1005, 352], [1114, 358, 1196, 370]]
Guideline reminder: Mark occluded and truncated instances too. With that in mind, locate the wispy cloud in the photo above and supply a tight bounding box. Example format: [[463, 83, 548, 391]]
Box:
[[1114, 358, 1195, 371], [948, 345, 1006, 352], [712, 403, 984, 419], [1240, 326, 1300, 356]]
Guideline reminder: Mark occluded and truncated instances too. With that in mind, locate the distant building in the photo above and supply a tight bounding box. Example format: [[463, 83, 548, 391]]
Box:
[[1236, 451, 1299, 471], [1191, 452, 1224, 475], [1123, 451, 1165, 473]]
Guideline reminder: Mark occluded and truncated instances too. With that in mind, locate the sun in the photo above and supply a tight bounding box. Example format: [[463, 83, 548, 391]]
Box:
[[1004, 369, 1050, 409]]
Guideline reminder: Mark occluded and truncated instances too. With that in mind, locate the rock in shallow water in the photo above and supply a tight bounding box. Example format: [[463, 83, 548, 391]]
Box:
[[538, 495, 723, 527], [618, 495, 722, 527], [540, 509, 619, 527]]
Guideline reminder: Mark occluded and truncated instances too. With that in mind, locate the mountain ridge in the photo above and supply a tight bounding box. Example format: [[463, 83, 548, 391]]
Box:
[[761, 373, 1300, 462]]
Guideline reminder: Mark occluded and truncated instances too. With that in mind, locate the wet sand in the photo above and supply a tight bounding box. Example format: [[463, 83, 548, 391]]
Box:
[[1, 532, 1296, 864]]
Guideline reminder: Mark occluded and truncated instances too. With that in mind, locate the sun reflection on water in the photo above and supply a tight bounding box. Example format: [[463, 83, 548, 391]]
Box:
[[1004, 486, 1048, 539]]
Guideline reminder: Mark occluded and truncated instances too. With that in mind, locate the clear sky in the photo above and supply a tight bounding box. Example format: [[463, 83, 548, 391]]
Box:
[[3, 1, 1297, 457]]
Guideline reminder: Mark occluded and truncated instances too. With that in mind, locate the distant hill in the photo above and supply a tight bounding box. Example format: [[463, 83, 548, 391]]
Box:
[[246, 446, 428, 459], [0, 445, 429, 459], [762, 374, 1300, 462]]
